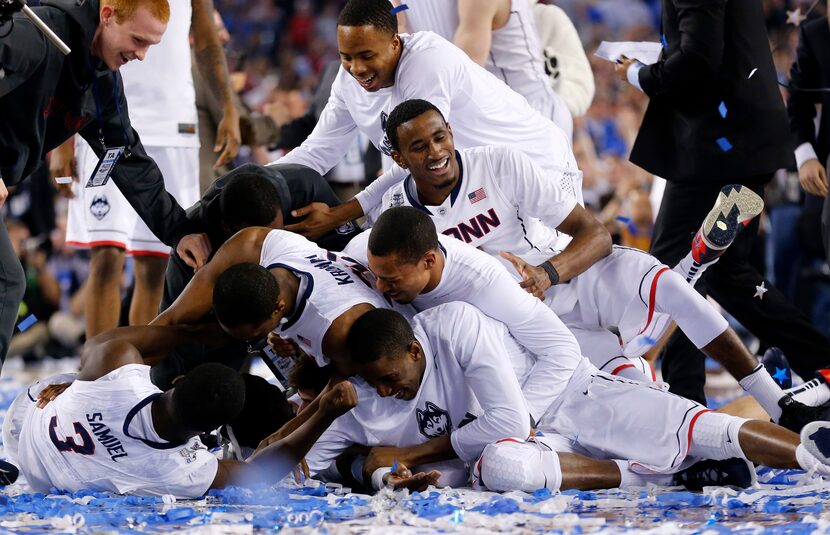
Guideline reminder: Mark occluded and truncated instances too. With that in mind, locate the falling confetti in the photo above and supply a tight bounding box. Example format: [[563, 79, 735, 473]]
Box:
[[17, 313, 37, 332], [716, 137, 733, 152], [748, 68, 758, 79], [718, 101, 727, 118]]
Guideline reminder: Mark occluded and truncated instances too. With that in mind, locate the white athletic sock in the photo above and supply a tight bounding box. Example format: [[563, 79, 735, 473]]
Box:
[[788, 379, 830, 407], [673, 251, 717, 286], [738, 364, 784, 421], [613, 460, 673, 488]]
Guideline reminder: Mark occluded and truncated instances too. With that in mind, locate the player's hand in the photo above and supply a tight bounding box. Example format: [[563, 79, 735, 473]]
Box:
[[385, 463, 441, 492], [284, 202, 344, 240], [318, 381, 357, 418], [799, 159, 828, 197], [213, 110, 242, 169], [614, 55, 637, 84], [290, 458, 310, 484], [0, 178, 7, 209], [362, 446, 403, 483], [176, 233, 213, 271], [36, 382, 73, 408], [499, 251, 550, 300], [48, 141, 78, 199], [267, 331, 300, 358]]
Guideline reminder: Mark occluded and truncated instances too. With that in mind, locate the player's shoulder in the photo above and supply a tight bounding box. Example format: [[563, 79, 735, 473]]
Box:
[[263, 229, 318, 257], [400, 32, 465, 67], [440, 235, 507, 275]]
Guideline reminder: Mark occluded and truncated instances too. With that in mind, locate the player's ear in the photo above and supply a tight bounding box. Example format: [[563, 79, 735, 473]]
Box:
[[422, 249, 436, 270], [100, 4, 115, 25], [390, 149, 407, 170], [407, 340, 421, 361]]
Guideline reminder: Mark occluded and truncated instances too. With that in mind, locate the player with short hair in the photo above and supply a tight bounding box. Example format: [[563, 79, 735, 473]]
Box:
[[3, 324, 357, 497], [309, 303, 830, 493], [153, 227, 408, 376], [368, 99, 823, 431], [274, 0, 580, 246]]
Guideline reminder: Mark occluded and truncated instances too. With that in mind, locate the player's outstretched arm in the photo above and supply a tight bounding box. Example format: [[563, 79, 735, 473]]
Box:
[[549, 204, 613, 282], [153, 227, 270, 326], [210, 382, 358, 489]]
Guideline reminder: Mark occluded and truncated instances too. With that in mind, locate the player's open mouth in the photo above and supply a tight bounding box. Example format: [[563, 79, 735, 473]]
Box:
[[427, 156, 450, 175], [395, 389, 405, 399], [357, 74, 376, 88], [120, 53, 129, 65]]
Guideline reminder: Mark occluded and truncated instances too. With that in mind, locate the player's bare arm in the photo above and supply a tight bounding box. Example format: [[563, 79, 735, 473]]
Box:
[[210, 382, 358, 489], [191, 0, 241, 168], [502, 205, 611, 298], [453, 0, 504, 66], [153, 227, 270, 326]]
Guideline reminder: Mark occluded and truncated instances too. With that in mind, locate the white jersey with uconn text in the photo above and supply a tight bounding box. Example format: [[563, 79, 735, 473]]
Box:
[[13, 365, 216, 497], [376, 147, 577, 274], [344, 232, 585, 421], [274, 31, 580, 218], [259, 230, 397, 366], [306, 303, 531, 477]]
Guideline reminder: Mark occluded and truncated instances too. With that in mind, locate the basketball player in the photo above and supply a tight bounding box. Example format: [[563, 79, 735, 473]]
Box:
[[344, 207, 830, 432], [2, 324, 357, 497], [56, 0, 240, 339], [369, 99, 824, 431], [391, 0, 573, 138], [307, 305, 830, 493], [153, 228, 409, 375], [272, 0, 580, 245]]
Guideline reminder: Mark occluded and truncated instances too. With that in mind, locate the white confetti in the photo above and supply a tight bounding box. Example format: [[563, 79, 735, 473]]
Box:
[[748, 68, 758, 79]]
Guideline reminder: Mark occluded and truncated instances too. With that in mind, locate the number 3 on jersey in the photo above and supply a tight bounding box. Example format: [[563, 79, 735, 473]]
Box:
[[49, 416, 95, 455]]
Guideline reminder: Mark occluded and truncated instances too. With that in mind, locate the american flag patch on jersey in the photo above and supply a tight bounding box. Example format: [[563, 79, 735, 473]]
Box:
[[468, 187, 487, 204]]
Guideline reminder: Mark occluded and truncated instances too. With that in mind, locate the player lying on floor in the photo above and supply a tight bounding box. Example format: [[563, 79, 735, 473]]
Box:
[[2, 324, 356, 497], [343, 99, 829, 432], [305, 305, 830, 493], [153, 227, 413, 378]]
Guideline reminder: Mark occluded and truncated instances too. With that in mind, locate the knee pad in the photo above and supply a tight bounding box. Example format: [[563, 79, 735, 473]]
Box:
[[688, 412, 748, 461], [472, 437, 562, 492]]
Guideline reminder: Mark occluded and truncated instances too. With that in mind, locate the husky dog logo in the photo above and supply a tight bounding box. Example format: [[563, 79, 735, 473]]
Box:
[[390, 192, 404, 208], [416, 401, 452, 439], [335, 222, 357, 235], [379, 111, 393, 155], [90, 195, 110, 220]]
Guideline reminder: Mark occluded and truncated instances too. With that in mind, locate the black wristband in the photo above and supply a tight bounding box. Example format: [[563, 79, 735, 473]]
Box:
[[540, 260, 560, 286]]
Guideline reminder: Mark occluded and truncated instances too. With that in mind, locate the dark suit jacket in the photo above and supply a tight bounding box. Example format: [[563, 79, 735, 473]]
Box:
[[788, 17, 830, 168], [629, 0, 793, 182]]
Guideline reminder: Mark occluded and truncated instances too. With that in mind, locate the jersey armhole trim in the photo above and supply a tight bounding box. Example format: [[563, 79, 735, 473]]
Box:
[[122, 393, 186, 450]]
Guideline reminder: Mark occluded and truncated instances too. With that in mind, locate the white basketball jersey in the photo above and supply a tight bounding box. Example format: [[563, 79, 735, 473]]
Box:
[[277, 32, 576, 199], [343, 232, 585, 421], [377, 146, 577, 268], [306, 302, 530, 474], [403, 0, 556, 117], [16, 365, 217, 497], [120, 0, 198, 147], [259, 230, 399, 366]]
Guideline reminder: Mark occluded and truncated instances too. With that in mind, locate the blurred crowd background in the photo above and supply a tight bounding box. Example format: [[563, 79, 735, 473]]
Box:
[[5, 0, 828, 366]]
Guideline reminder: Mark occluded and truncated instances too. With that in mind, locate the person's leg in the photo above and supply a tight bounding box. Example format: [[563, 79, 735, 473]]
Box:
[[85, 246, 126, 337], [649, 181, 723, 404], [129, 254, 168, 325], [0, 222, 25, 369]]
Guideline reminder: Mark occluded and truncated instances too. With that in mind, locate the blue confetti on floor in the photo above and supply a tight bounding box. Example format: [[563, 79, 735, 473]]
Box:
[[3, 366, 830, 532]]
